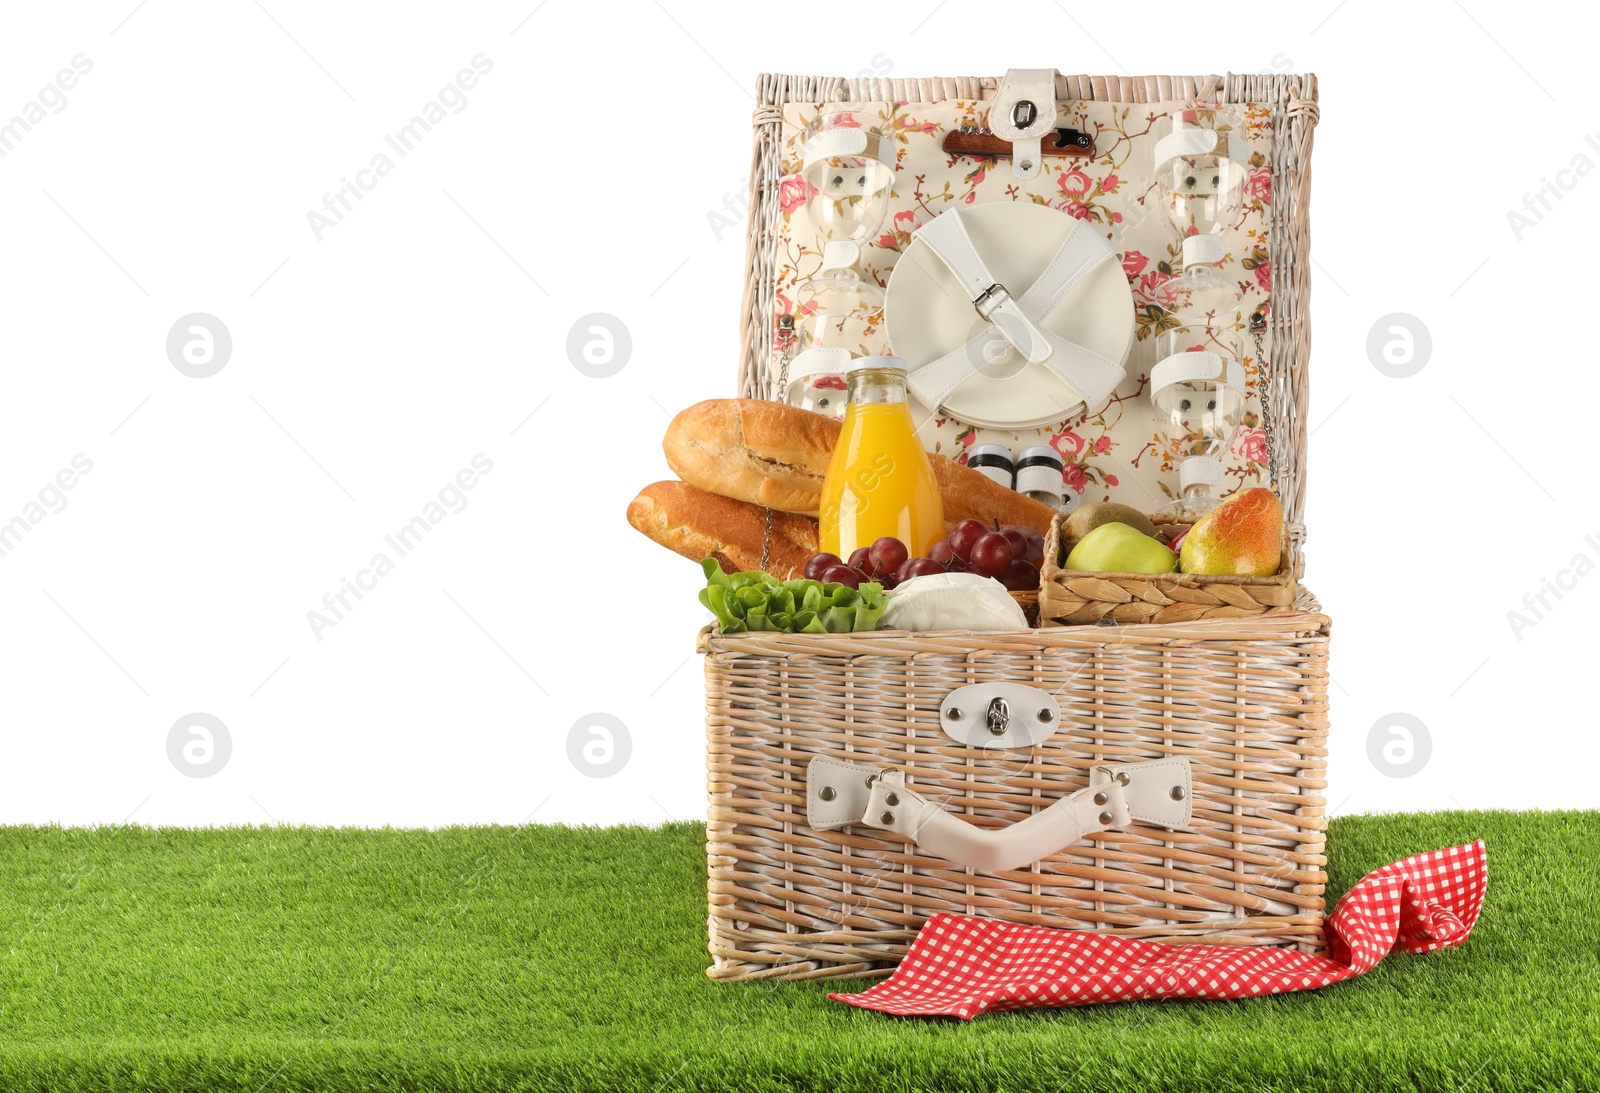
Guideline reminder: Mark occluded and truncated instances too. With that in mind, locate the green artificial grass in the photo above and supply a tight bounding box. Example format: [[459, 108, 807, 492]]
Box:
[[0, 812, 1594, 1092]]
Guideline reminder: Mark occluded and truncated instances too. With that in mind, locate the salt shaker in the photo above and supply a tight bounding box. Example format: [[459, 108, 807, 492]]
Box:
[[966, 444, 1015, 489]]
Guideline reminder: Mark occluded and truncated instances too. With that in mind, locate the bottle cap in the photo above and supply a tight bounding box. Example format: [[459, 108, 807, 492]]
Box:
[[845, 354, 906, 373]]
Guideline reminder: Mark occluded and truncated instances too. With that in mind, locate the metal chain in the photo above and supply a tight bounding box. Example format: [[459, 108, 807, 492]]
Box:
[[761, 315, 796, 573], [774, 314, 795, 404], [1249, 309, 1278, 496]]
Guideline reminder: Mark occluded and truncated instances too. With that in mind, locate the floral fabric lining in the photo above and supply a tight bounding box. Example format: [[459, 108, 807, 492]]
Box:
[[773, 99, 1275, 505]]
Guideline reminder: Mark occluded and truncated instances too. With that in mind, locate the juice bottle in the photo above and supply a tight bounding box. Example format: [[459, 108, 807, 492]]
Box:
[[818, 357, 945, 559]]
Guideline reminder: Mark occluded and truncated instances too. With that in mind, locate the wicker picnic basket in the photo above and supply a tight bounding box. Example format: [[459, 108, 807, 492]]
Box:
[[704, 70, 1325, 982]]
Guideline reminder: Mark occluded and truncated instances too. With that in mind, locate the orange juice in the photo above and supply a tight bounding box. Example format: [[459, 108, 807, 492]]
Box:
[[818, 361, 945, 558]]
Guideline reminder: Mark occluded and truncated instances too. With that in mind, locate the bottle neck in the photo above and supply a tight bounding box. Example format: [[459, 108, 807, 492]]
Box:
[[847, 367, 908, 405]]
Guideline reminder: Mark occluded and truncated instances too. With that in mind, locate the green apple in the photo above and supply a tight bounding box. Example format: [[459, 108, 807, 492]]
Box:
[[1064, 522, 1177, 574]]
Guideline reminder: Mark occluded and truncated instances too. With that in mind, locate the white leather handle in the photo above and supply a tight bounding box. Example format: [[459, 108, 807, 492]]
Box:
[[1151, 349, 1245, 393], [784, 346, 852, 405], [905, 215, 1126, 414], [907, 322, 1122, 417], [913, 211, 1053, 365], [807, 756, 1192, 872], [990, 68, 1059, 180], [1153, 124, 1249, 171]]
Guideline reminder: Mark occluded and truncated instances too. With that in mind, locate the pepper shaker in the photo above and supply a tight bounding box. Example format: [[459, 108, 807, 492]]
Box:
[[966, 444, 1015, 489], [1015, 445, 1076, 512]]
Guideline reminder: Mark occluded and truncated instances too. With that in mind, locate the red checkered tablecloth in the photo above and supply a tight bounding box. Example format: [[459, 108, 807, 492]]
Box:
[[830, 840, 1487, 1019]]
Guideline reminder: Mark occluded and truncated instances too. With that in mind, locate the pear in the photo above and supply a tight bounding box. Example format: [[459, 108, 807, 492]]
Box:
[[1065, 522, 1178, 574], [1179, 488, 1284, 576], [1064, 502, 1158, 545]]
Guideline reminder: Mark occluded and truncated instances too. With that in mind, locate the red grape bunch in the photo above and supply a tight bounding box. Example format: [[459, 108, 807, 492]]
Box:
[[805, 520, 1045, 592]]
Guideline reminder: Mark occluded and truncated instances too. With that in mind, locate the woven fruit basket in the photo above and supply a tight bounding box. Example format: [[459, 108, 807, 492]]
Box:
[[1039, 512, 1304, 627]]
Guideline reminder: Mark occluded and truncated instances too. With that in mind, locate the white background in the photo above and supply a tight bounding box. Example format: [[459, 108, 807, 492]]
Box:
[[0, 1, 1593, 827]]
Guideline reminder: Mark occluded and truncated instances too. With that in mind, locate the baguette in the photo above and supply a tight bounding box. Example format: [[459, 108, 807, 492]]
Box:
[[663, 398, 1058, 535], [627, 480, 819, 579], [664, 399, 839, 515]]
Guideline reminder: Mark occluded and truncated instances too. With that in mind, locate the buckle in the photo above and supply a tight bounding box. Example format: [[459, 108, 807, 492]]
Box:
[[972, 282, 1010, 320]]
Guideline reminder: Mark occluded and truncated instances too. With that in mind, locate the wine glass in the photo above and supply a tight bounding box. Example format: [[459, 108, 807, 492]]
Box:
[[1152, 107, 1247, 238], [1150, 236, 1247, 517], [784, 110, 897, 417]]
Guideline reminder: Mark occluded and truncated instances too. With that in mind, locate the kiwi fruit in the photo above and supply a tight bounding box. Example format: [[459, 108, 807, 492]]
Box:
[[1064, 502, 1159, 546]]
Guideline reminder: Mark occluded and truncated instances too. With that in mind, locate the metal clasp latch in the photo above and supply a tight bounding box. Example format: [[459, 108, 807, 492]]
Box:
[[985, 696, 1011, 736], [973, 282, 1010, 320], [941, 683, 1059, 747], [1010, 99, 1038, 129]]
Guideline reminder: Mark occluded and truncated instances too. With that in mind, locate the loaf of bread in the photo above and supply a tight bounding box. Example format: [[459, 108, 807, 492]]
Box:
[[662, 398, 1059, 535], [627, 480, 819, 579], [664, 399, 839, 515]]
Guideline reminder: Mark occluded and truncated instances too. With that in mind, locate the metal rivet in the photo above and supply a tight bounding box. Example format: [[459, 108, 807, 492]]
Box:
[[866, 774, 877, 788], [947, 708, 963, 720], [819, 786, 836, 802], [1037, 708, 1053, 722], [885, 792, 900, 807], [881, 811, 896, 825], [1093, 791, 1108, 806], [1019, 159, 1033, 171], [1098, 811, 1113, 825], [1171, 786, 1186, 801], [1116, 772, 1131, 786]]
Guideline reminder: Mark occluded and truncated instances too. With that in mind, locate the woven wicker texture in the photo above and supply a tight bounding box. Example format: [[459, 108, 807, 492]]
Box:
[[702, 597, 1330, 981]]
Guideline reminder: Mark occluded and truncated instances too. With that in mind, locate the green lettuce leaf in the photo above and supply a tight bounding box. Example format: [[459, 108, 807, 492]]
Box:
[[699, 559, 887, 634]]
